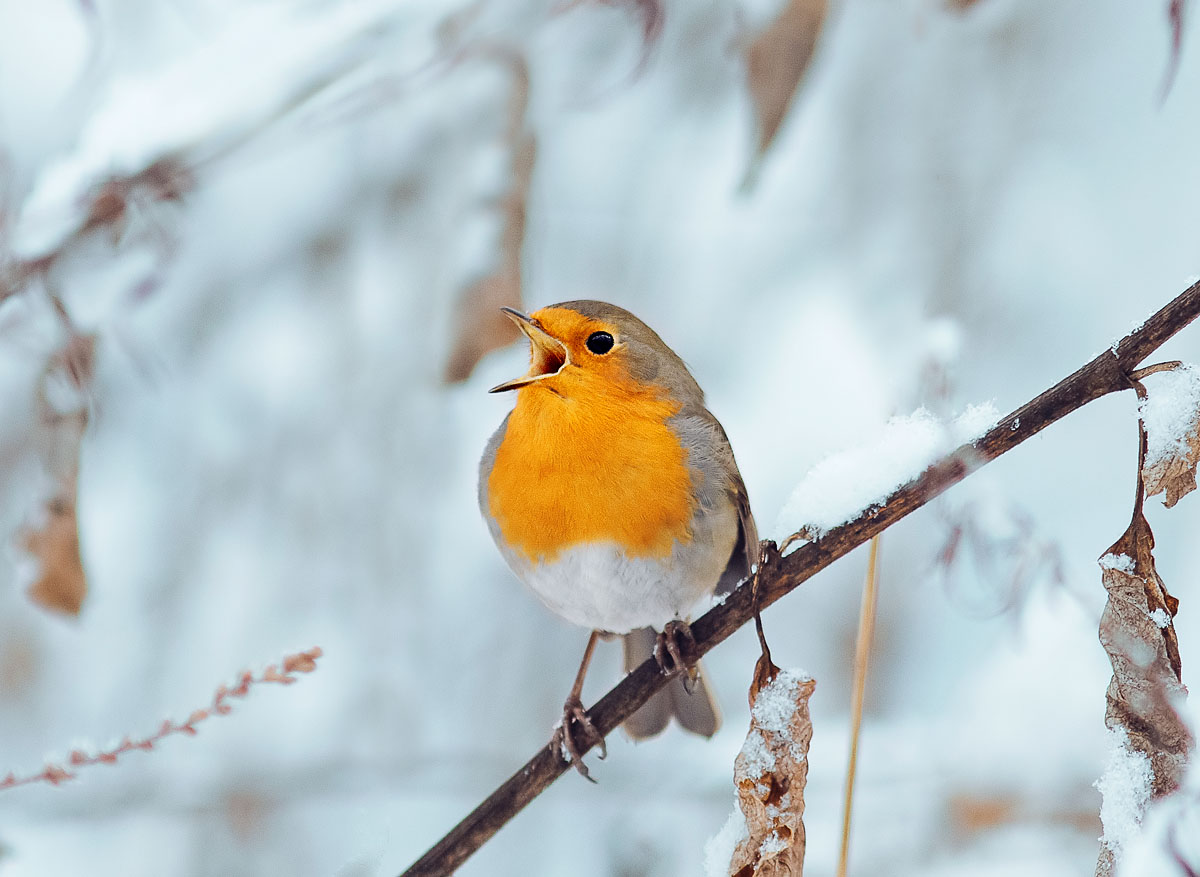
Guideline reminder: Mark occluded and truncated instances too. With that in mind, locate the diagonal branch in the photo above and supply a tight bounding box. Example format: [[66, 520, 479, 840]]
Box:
[[401, 280, 1200, 877]]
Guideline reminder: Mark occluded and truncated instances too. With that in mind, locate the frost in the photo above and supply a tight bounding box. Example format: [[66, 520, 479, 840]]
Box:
[[1099, 553, 1136, 573], [955, 402, 1002, 438], [752, 669, 813, 735], [721, 664, 815, 875], [1139, 364, 1200, 470], [775, 403, 1000, 538], [1096, 728, 1153, 861], [1148, 608, 1170, 629], [1138, 363, 1200, 507], [1116, 700, 1200, 876], [1111, 317, 1147, 354], [738, 728, 776, 780], [1139, 364, 1200, 468], [703, 808, 749, 877], [759, 831, 787, 855]]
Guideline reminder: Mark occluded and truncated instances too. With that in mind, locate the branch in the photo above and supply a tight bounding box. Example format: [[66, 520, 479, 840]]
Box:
[[0, 647, 323, 791], [401, 281, 1200, 877]]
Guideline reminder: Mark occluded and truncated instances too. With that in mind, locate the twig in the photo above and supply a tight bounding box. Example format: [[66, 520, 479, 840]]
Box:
[[1130, 360, 1184, 381], [837, 534, 881, 877], [0, 647, 323, 791], [400, 281, 1200, 877]]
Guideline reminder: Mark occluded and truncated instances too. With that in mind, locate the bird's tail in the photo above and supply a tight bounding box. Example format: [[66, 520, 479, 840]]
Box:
[[620, 626, 721, 739]]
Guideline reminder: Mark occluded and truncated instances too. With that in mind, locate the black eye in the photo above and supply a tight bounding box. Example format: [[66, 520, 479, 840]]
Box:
[[586, 331, 615, 355]]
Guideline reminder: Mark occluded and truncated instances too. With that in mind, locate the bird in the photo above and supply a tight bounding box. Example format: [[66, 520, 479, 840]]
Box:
[[478, 300, 757, 778]]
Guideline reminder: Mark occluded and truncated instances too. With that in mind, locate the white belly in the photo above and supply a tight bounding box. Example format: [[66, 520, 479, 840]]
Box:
[[499, 504, 738, 634]]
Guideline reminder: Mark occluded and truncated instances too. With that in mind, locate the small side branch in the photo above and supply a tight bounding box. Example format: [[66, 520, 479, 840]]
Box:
[[0, 647, 323, 791], [401, 281, 1200, 877]]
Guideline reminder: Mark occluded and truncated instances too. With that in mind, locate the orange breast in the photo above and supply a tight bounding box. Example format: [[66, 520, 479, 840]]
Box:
[[487, 383, 695, 563]]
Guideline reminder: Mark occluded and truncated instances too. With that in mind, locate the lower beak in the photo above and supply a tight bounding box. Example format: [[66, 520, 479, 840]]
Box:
[[488, 308, 569, 393]]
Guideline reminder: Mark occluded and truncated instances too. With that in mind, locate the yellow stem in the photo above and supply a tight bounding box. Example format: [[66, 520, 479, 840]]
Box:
[[837, 534, 881, 877]]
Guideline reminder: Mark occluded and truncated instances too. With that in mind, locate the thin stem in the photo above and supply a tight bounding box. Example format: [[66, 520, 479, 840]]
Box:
[[837, 535, 881, 877], [1130, 361, 1184, 381]]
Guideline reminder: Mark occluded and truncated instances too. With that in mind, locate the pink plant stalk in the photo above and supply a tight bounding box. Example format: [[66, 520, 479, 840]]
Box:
[[1, 647, 323, 791]]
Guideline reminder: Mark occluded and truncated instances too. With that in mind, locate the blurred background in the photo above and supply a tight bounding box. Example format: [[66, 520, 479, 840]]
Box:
[[0, 0, 1198, 874]]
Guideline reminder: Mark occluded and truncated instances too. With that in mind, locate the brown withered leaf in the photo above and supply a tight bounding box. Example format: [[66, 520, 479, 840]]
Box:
[[444, 52, 534, 383], [1094, 510, 1191, 875], [225, 788, 271, 842], [745, 0, 826, 176], [19, 488, 87, 617], [1142, 414, 1200, 508], [20, 322, 93, 617], [0, 629, 41, 700], [1164, 0, 1187, 98], [727, 651, 816, 877]]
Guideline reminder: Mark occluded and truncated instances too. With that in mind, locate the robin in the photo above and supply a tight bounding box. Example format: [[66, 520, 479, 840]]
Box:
[[479, 300, 757, 778]]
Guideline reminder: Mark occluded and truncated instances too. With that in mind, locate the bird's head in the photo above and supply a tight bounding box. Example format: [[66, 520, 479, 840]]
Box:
[[488, 300, 702, 404]]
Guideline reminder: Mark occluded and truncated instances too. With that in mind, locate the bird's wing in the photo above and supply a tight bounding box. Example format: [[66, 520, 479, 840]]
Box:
[[671, 407, 758, 596], [715, 450, 758, 596]]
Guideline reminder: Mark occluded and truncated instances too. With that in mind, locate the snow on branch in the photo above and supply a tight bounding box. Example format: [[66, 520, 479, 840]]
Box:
[[399, 282, 1200, 877], [775, 403, 998, 539], [0, 647, 323, 792]]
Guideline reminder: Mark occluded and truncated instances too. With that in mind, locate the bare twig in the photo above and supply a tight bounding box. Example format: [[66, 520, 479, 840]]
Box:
[[1131, 360, 1184, 381], [0, 647, 323, 791], [401, 281, 1200, 877]]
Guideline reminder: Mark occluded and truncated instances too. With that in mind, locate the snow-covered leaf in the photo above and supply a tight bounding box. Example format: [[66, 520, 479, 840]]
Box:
[[723, 653, 815, 877], [1139, 364, 1200, 508], [1095, 509, 1192, 876]]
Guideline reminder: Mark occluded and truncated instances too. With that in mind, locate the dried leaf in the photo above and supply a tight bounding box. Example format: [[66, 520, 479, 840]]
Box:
[[226, 789, 271, 841], [1142, 420, 1200, 508], [1095, 511, 1192, 875], [745, 0, 826, 173], [1139, 364, 1200, 507], [19, 490, 87, 617], [443, 274, 524, 383], [16, 316, 93, 617], [0, 630, 41, 699], [1164, 0, 1187, 97], [728, 664, 816, 877], [444, 54, 535, 383]]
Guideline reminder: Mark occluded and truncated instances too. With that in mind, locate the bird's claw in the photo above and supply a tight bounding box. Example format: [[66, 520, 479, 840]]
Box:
[[551, 695, 606, 782], [653, 620, 699, 691]]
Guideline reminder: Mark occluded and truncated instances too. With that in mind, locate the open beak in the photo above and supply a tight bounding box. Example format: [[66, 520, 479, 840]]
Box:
[[488, 308, 569, 393]]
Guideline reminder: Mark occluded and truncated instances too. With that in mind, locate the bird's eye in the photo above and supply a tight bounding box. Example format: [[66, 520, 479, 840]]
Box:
[[585, 331, 615, 355]]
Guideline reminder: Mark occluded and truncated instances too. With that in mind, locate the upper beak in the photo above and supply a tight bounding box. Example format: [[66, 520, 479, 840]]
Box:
[[488, 308, 569, 393]]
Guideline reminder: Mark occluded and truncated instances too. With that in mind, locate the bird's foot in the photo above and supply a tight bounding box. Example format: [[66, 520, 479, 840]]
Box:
[[653, 619, 699, 692], [551, 694, 606, 782]]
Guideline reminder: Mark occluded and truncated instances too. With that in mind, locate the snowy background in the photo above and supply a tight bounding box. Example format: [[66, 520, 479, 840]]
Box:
[[0, 0, 1198, 875]]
